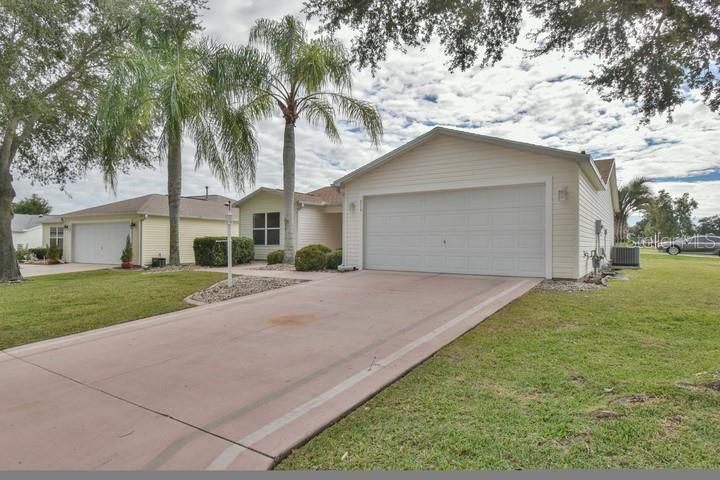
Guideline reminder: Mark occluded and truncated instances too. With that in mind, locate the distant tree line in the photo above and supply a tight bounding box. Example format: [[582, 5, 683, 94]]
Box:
[[616, 178, 716, 242]]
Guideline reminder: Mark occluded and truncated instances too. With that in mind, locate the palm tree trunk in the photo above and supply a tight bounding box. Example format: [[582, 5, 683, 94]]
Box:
[[0, 120, 22, 283], [282, 121, 296, 263], [167, 135, 182, 266], [614, 214, 624, 243]]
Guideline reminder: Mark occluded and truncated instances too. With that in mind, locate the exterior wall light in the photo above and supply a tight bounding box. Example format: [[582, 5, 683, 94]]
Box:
[[558, 186, 569, 202]]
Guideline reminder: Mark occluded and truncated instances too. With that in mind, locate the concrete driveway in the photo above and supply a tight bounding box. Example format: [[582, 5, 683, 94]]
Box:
[[0, 271, 540, 470], [20, 263, 115, 277]]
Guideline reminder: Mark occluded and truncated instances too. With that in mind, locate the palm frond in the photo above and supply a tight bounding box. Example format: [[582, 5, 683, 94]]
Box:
[[322, 92, 383, 146], [302, 97, 340, 143], [86, 48, 159, 191], [294, 37, 353, 94], [249, 16, 305, 82]]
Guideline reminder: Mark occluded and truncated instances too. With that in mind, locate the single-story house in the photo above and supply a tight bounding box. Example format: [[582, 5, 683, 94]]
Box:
[[11, 214, 44, 249], [41, 194, 238, 265], [334, 127, 619, 279], [234, 186, 342, 259]]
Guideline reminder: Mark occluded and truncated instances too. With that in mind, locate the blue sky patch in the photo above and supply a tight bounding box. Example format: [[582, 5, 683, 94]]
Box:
[[653, 168, 720, 183]]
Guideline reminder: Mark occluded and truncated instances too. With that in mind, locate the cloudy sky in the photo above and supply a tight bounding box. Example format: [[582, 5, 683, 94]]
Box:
[[14, 0, 720, 221]]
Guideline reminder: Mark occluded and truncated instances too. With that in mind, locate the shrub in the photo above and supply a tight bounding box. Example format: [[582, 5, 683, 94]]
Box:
[[120, 235, 133, 263], [15, 247, 30, 262], [29, 247, 47, 260], [193, 236, 254, 266], [295, 245, 329, 271], [267, 249, 285, 265], [47, 244, 61, 261], [303, 243, 331, 254], [325, 249, 343, 270]]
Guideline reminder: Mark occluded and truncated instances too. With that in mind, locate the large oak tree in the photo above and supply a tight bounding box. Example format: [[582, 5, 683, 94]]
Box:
[[305, 0, 720, 122], [0, 0, 158, 282]]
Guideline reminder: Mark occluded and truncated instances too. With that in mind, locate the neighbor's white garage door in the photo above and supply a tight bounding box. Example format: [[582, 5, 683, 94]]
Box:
[[364, 184, 546, 277], [72, 222, 131, 264]]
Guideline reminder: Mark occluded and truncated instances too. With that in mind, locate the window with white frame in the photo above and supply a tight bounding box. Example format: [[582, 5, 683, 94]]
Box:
[[49, 226, 64, 250], [252, 212, 280, 246]]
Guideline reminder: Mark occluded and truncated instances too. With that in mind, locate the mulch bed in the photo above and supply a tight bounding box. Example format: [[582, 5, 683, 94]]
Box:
[[534, 280, 605, 293], [188, 276, 304, 304], [251, 263, 296, 271]]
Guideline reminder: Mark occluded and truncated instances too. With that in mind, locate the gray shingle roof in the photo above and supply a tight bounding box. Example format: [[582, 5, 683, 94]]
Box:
[[11, 214, 44, 232], [61, 194, 238, 220]]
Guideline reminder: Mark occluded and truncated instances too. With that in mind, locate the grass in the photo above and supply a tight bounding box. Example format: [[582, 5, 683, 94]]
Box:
[[279, 253, 720, 470], [0, 269, 225, 350]]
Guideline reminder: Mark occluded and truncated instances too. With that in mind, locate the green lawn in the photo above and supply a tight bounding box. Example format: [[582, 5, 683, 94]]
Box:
[[0, 269, 224, 350], [279, 253, 720, 470]]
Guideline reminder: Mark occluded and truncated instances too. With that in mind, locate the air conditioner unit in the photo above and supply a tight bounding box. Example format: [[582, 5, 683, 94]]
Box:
[[611, 246, 640, 267]]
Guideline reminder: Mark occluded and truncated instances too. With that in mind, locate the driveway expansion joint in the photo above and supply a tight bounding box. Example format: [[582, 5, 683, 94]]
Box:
[[1, 350, 275, 462]]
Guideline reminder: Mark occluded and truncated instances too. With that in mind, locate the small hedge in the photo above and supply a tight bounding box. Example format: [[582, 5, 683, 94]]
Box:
[[15, 247, 30, 262], [295, 244, 329, 271], [267, 249, 285, 265], [29, 247, 47, 260], [47, 244, 62, 261], [295, 244, 343, 271], [193, 236, 254, 267], [304, 244, 331, 254], [325, 249, 343, 270]]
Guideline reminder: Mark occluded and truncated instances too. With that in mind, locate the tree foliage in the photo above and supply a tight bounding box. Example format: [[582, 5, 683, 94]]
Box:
[[12, 194, 51, 214], [1, 0, 154, 184], [634, 189, 699, 239], [305, 0, 720, 122], [697, 214, 720, 234], [673, 192, 699, 236]]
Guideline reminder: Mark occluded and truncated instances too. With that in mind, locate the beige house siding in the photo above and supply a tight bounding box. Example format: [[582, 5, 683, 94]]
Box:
[[342, 133, 582, 279], [140, 215, 238, 265], [237, 191, 285, 260], [577, 170, 615, 277], [297, 206, 342, 250]]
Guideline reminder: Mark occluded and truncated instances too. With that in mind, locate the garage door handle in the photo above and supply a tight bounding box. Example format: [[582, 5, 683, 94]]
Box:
[[442, 239, 446, 246]]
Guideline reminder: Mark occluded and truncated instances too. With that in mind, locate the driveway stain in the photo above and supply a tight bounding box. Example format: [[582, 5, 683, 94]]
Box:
[[267, 314, 318, 327]]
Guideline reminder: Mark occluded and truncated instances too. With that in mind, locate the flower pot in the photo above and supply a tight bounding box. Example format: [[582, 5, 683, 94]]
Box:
[[47, 258, 60, 265], [121, 262, 133, 269]]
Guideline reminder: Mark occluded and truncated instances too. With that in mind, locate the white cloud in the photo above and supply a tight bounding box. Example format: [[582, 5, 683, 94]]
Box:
[[12, 0, 720, 218]]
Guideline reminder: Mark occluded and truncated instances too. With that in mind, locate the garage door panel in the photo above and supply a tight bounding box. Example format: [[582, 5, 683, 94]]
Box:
[[73, 222, 131, 264], [364, 184, 545, 277]]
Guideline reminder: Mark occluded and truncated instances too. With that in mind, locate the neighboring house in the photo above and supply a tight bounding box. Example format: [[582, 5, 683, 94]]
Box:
[[334, 127, 619, 279], [235, 186, 342, 260], [11, 214, 44, 249], [41, 194, 238, 265]]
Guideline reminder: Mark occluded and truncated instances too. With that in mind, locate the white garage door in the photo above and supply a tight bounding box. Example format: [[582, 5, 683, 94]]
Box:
[[364, 184, 546, 277], [72, 222, 132, 264]]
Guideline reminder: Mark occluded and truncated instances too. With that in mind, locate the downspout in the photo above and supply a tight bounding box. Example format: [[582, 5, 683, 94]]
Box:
[[296, 201, 303, 247], [139, 214, 147, 266]]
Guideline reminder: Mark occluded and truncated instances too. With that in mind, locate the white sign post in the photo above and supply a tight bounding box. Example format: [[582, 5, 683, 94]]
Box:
[[225, 203, 234, 288]]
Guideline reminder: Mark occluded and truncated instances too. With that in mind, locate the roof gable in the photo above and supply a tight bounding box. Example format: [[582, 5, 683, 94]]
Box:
[[594, 158, 615, 184], [334, 126, 598, 186], [234, 186, 343, 207]]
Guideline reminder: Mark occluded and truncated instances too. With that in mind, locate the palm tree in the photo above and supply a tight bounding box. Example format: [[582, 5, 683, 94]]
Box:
[[88, 5, 260, 265], [615, 177, 653, 243], [245, 16, 383, 262]]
